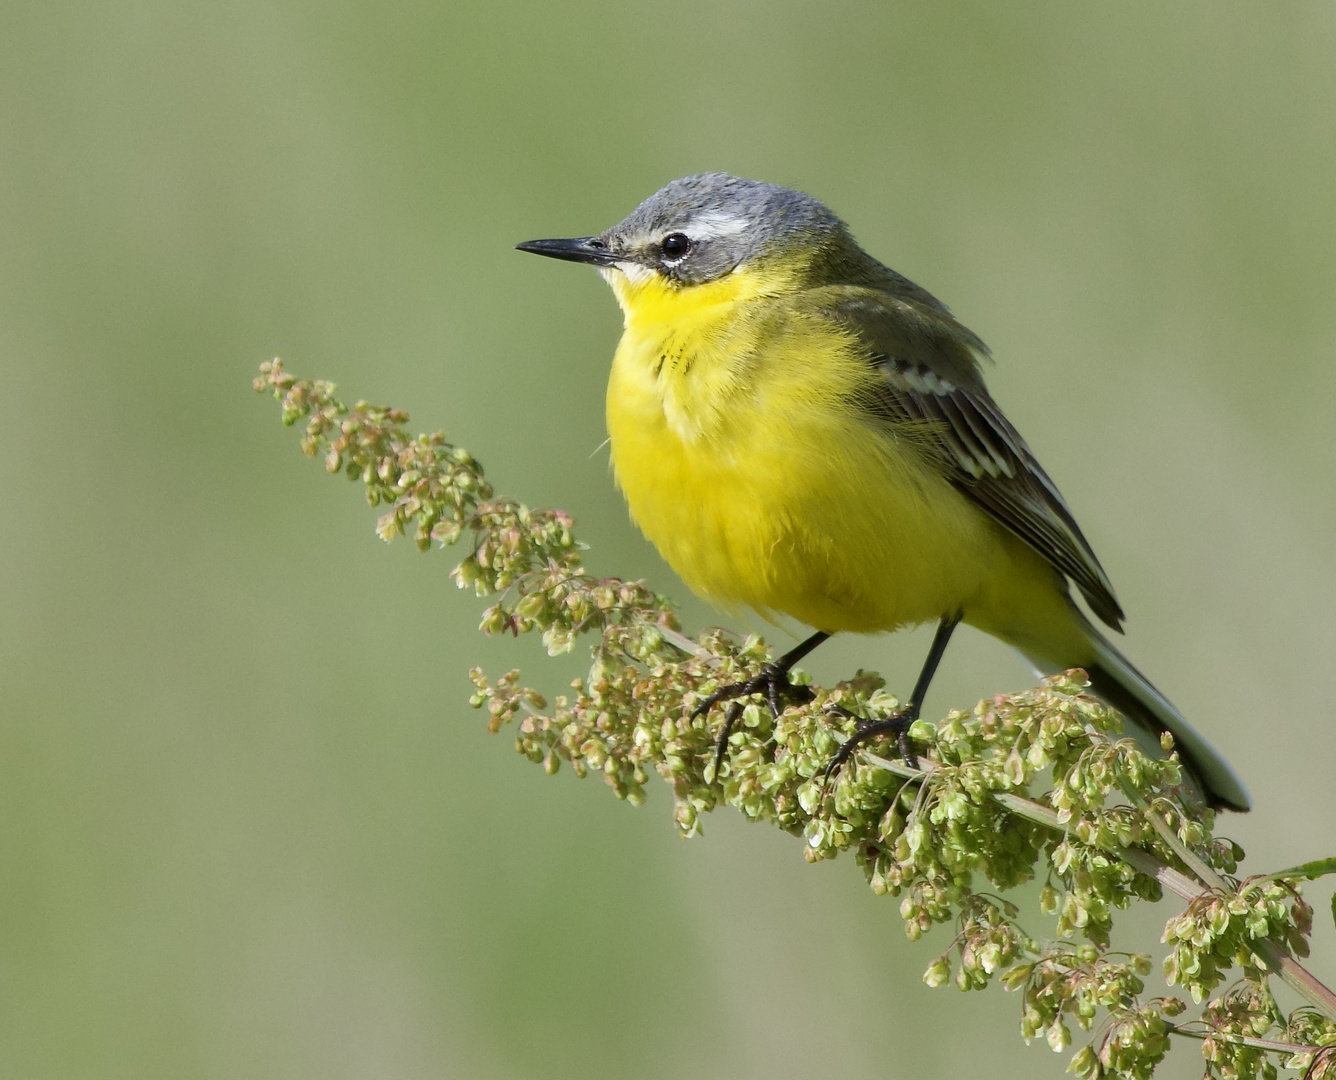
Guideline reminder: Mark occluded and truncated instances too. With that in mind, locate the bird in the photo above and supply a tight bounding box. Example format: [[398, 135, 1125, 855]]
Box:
[[517, 172, 1250, 812]]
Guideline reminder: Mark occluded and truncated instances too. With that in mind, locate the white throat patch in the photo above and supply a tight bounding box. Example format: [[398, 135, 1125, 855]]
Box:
[[602, 262, 653, 286]]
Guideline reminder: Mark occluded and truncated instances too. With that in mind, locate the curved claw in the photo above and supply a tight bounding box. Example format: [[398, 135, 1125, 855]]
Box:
[[694, 665, 806, 716], [695, 663, 816, 781], [711, 701, 744, 781], [694, 631, 830, 782], [691, 665, 811, 723], [822, 707, 920, 784]]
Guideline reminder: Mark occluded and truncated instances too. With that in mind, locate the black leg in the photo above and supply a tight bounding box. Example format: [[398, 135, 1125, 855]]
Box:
[[697, 630, 830, 777], [823, 615, 961, 780]]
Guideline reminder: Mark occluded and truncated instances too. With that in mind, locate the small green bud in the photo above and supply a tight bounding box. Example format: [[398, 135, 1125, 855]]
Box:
[[1067, 1044, 1097, 1079], [923, 958, 951, 987], [907, 718, 935, 742], [1046, 1020, 1071, 1053]]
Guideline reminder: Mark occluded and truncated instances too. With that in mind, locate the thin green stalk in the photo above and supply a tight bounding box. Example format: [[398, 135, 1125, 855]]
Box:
[[1168, 1028, 1326, 1056]]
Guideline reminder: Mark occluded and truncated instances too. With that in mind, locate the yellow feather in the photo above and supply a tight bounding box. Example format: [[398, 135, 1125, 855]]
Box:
[[602, 265, 1091, 664]]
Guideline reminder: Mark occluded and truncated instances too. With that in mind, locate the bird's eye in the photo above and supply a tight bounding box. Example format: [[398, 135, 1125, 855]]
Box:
[[661, 232, 691, 260]]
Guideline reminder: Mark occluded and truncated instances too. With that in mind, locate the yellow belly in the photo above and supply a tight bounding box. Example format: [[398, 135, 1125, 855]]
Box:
[[601, 269, 1089, 662], [609, 402, 981, 632]]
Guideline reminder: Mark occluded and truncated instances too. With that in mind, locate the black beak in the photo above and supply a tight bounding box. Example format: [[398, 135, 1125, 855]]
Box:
[[515, 236, 618, 266]]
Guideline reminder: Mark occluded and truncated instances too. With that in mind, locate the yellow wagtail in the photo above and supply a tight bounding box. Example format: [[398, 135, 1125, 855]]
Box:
[[518, 173, 1249, 811]]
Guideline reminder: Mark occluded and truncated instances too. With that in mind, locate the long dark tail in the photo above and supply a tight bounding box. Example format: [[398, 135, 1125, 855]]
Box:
[[1031, 618, 1251, 812]]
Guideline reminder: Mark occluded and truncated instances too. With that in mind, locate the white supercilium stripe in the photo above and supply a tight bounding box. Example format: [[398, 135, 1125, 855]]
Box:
[[682, 211, 749, 242]]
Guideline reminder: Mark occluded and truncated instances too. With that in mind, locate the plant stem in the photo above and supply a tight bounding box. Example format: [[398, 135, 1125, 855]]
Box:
[[659, 626, 704, 657], [1118, 779, 1227, 890], [1167, 1027, 1323, 1055]]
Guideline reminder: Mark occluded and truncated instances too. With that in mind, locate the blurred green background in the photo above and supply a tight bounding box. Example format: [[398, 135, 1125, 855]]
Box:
[[2, 2, 1333, 1077]]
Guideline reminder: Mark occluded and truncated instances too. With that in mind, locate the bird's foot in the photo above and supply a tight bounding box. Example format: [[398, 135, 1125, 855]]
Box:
[[694, 662, 816, 780], [822, 704, 921, 783]]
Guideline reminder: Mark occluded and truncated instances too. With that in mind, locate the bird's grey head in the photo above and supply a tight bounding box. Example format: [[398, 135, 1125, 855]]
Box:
[[518, 173, 852, 287]]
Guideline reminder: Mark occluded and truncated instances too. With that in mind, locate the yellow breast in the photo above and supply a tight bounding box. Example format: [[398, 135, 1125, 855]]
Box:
[[602, 267, 1021, 635]]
